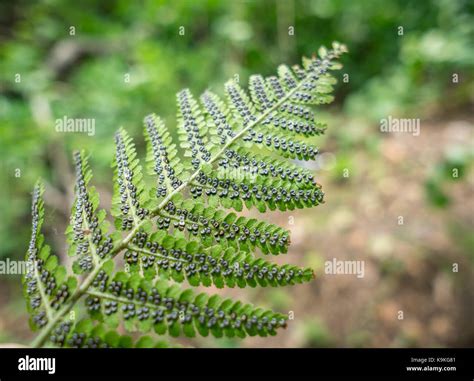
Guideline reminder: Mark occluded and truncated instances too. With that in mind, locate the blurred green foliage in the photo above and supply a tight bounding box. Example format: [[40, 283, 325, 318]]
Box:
[[425, 148, 473, 208], [299, 318, 334, 347], [0, 0, 473, 261]]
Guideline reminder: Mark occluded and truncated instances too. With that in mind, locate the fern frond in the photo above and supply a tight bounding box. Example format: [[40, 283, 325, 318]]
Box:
[[218, 148, 317, 188], [200, 90, 236, 146], [66, 151, 116, 274], [144, 114, 185, 199], [123, 229, 312, 288], [85, 269, 288, 338], [112, 128, 149, 230], [157, 197, 290, 254], [190, 166, 324, 213], [23, 182, 77, 330], [244, 129, 319, 160], [177, 89, 212, 170], [224, 79, 320, 160], [248, 76, 327, 136], [225, 80, 259, 128], [26, 42, 347, 348], [48, 319, 173, 348], [249, 74, 275, 111]]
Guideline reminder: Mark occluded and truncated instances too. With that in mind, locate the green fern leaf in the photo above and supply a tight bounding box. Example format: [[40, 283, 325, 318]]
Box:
[[200, 90, 236, 146], [85, 269, 288, 338], [23, 182, 77, 331], [156, 197, 290, 254], [112, 128, 149, 230], [122, 228, 312, 287], [176, 89, 212, 170], [48, 318, 174, 348], [25, 42, 348, 348], [218, 147, 318, 188], [66, 151, 117, 274], [144, 114, 185, 199]]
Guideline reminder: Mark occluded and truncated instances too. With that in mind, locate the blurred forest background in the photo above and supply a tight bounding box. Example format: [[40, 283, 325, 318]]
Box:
[[0, 0, 473, 347]]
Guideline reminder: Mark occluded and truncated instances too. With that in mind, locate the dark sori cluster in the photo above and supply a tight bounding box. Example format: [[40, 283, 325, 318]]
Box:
[[249, 74, 274, 111], [50, 285, 69, 310], [78, 255, 93, 272], [200, 91, 236, 145], [72, 152, 113, 271], [191, 171, 325, 208], [25, 188, 42, 276], [25, 260, 51, 323], [267, 76, 286, 99], [225, 82, 257, 127], [87, 279, 288, 336], [68, 333, 106, 348], [243, 129, 318, 160], [49, 321, 108, 348], [91, 270, 109, 292], [115, 132, 149, 229], [291, 64, 307, 80], [24, 187, 49, 327], [278, 55, 333, 106], [280, 67, 299, 89], [218, 149, 316, 187], [158, 201, 289, 249], [25, 186, 72, 328], [177, 89, 211, 169], [123, 228, 304, 287], [278, 103, 314, 122], [144, 115, 182, 197], [261, 113, 319, 137], [298, 58, 333, 98], [248, 75, 323, 141]]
